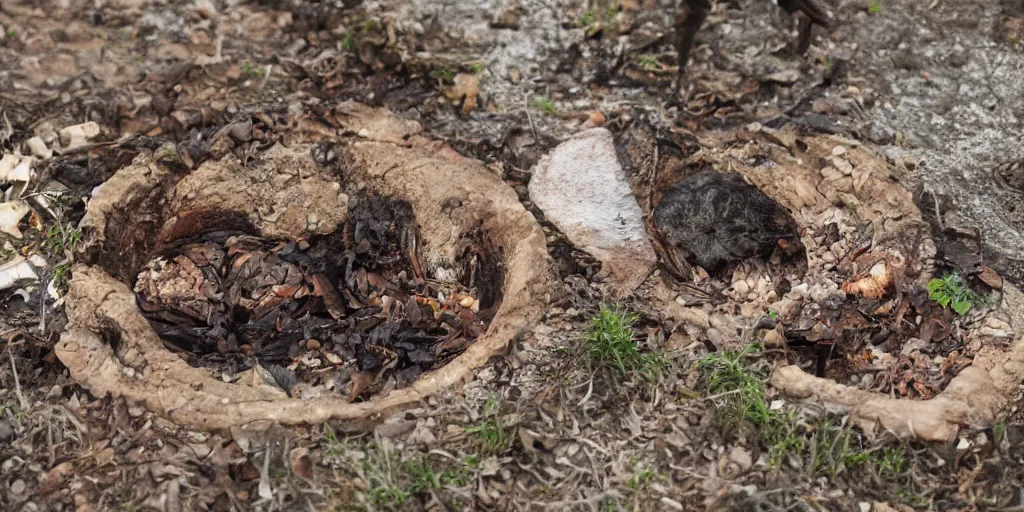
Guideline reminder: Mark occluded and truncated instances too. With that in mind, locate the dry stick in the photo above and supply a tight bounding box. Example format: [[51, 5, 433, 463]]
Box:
[[523, 92, 539, 144], [8, 347, 28, 411]]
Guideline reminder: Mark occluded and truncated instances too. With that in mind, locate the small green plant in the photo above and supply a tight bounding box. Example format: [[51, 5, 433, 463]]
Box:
[[469, 62, 485, 73], [868, 0, 882, 14], [342, 33, 355, 50], [5, 29, 16, 40], [45, 222, 82, 290], [368, 485, 409, 507], [52, 262, 72, 290], [431, 67, 456, 83], [242, 62, 265, 79], [362, 19, 376, 35], [626, 463, 657, 489], [585, 304, 664, 383], [322, 425, 346, 457], [45, 223, 81, 256], [846, 445, 906, 478], [466, 415, 511, 454], [578, 9, 596, 28], [532, 96, 558, 115], [404, 459, 469, 492], [768, 309, 779, 320], [927, 272, 987, 315], [637, 54, 659, 71]]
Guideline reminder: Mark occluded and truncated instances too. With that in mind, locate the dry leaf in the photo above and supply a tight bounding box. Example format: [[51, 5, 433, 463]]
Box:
[[442, 73, 480, 116], [976, 265, 1002, 290], [289, 447, 314, 479], [841, 261, 892, 299]]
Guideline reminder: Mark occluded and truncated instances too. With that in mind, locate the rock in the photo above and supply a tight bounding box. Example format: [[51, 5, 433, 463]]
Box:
[[728, 446, 753, 471], [0, 200, 30, 239], [0, 420, 12, 442], [763, 328, 785, 347], [194, 0, 217, 19], [58, 121, 101, 151], [491, 0, 522, 29], [733, 280, 751, 296], [24, 137, 52, 159], [660, 497, 684, 511], [0, 256, 38, 290], [763, 68, 802, 85], [866, 120, 895, 145], [528, 128, 655, 296]]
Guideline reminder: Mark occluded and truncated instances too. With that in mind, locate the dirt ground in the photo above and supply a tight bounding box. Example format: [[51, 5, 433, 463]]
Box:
[[2, 0, 1024, 511]]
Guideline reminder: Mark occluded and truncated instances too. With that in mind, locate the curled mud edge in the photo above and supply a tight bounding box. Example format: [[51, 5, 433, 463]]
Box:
[[772, 281, 1024, 442], [54, 103, 556, 431]]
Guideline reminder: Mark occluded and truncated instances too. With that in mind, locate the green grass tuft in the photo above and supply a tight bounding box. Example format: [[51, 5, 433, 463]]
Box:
[[242, 62, 265, 79], [432, 67, 456, 83], [466, 395, 512, 454], [868, 0, 882, 14], [637, 54, 659, 71], [585, 304, 664, 383], [531, 96, 558, 115]]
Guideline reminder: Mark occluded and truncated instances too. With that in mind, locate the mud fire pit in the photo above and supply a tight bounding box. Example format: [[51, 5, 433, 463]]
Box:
[[620, 124, 1024, 442], [53, 103, 554, 430]]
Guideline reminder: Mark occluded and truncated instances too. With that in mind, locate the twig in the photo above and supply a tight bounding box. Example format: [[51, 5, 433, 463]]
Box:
[[523, 92, 539, 144], [576, 377, 594, 408], [930, 188, 944, 232], [8, 345, 28, 411], [261, 65, 274, 89], [702, 387, 744, 402]]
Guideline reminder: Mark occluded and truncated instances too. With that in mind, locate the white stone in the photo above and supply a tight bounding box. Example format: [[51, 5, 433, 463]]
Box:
[[528, 128, 655, 296]]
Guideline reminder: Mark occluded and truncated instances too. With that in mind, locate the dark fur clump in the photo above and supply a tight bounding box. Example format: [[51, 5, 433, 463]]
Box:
[[653, 171, 802, 273]]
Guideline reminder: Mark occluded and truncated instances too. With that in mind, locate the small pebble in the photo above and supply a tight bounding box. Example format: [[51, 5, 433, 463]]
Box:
[[306, 339, 321, 350], [10, 479, 26, 496], [831, 145, 847, 156], [733, 280, 750, 295], [661, 497, 684, 511], [0, 420, 12, 442]]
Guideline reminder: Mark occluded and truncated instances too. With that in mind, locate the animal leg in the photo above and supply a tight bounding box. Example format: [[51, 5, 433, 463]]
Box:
[[796, 14, 813, 54], [674, 0, 711, 94], [778, 0, 832, 54]]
